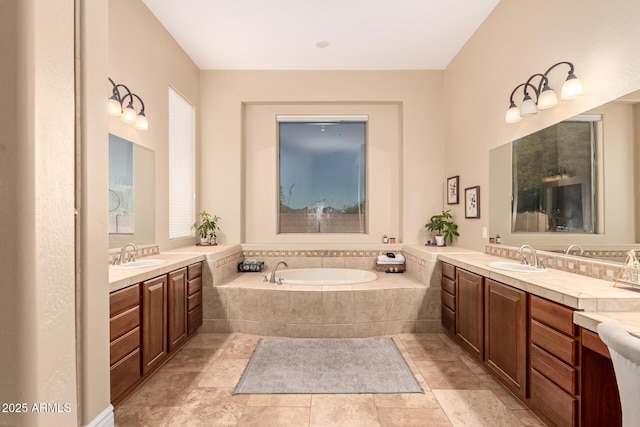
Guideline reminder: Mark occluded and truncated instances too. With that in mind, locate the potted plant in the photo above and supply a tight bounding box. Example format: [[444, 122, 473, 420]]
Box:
[[425, 210, 459, 246], [192, 211, 221, 245]]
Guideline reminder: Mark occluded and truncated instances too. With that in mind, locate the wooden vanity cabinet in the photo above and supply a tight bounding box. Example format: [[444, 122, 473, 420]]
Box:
[[141, 274, 168, 375], [580, 328, 622, 427], [110, 261, 205, 406], [529, 295, 579, 427], [455, 269, 484, 361], [168, 267, 188, 352], [109, 284, 141, 403], [187, 262, 203, 335], [484, 279, 527, 399], [441, 262, 456, 336]]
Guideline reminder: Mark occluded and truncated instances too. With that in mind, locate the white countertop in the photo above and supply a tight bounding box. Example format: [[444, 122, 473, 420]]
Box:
[[109, 252, 207, 292], [438, 252, 640, 312], [437, 250, 640, 338], [574, 311, 640, 337]]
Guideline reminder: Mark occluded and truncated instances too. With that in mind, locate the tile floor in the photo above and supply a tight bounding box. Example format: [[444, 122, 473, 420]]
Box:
[[115, 332, 546, 426]]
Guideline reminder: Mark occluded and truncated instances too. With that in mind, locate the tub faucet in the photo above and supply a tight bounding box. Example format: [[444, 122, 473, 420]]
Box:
[[565, 244, 584, 255], [518, 244, 544, 269], [269, 261, 288, 283], [113, 243, 138, 265]]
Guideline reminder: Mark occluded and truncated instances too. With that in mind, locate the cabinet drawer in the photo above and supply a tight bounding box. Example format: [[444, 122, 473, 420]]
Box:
[[441, 289, 455, 311], [441, 276, 455, 295], [188, 304, 203, 335], [110, 284, 140, 317], [442, 262, 455, 280], [110, 348, 141, 402], [531, 343, 577, 394], [582, 328, 611, 358], [442, 304, 455, 336], [188, 276, 202, 296], [531, 319, 577, 365], [188, 290, 202, 311], [110, 326, 140, 366], [530, 368, 577, 427], [188, 262, 202, 280], [531, 295, 574, 336], [110, 306, 140, 341]]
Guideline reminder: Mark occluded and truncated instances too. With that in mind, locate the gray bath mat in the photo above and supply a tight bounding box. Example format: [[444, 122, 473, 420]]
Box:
[[233, 337, 424, 394]]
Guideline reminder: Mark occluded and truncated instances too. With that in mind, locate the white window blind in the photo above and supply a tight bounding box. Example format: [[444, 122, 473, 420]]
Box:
[[168, 87, 195, 239]]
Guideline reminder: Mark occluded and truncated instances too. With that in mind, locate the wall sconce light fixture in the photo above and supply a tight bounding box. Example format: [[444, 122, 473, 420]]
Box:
[[108, 77, 148, 130], [505, 61, 583, 124]]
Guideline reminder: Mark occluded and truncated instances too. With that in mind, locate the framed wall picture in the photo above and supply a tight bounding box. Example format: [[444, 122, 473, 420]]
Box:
[[465, 186, 480, 218], [447, 176, 459, 205]]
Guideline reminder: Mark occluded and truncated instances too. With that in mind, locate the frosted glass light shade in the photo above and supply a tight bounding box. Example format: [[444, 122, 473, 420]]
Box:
[[519, 95, 537, 117], [561, 76, 583, 100], [537, 87, 558, 110], [134, 114, 148, 130], [506, 106, 522, 124], [108, 98, 122, 117], [121, 105, 137, 124]]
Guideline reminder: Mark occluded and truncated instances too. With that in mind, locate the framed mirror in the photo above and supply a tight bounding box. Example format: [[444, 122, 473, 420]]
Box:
[[108, 133, 155, 248], [490, 90, 640, 263]]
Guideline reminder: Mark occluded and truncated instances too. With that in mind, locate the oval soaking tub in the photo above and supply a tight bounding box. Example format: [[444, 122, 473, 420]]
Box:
[[276, 268, 377, 285]]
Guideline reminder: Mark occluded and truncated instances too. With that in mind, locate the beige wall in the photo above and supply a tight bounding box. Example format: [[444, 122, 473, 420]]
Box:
[[80, 0, 111, 425], [200, 70, 445, 245], [109, 0, 201, 251], [444, 0, 640, 250], [0, 0, 78, 426]]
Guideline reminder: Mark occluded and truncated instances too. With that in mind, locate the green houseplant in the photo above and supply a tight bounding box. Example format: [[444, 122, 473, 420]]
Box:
[[193, 211, 221, 245], [425, 210, 459, 246]]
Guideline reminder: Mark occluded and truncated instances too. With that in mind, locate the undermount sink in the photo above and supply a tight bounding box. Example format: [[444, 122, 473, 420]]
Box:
[[113, 259, 166, 269], [487, 261, 546, 273]]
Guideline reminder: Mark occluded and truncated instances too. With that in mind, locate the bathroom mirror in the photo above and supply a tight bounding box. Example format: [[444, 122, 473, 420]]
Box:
[[490, 90, 640, 263], [109, 133, 155, 248]]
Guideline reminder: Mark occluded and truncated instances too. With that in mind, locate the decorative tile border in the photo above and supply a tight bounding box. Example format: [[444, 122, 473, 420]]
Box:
[[107, 244, 159, 263], [242, 249, 392, 258], [215, 251, 244, 268], [485, 244, 627, 283]]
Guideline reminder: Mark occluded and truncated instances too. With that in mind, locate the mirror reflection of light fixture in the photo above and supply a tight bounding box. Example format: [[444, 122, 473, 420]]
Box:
[[505, 62, 584, 124], [108, 78, 148, 130]]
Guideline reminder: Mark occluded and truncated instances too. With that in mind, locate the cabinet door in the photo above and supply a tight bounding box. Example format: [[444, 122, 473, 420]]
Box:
[[484, 279, 527, 398], [168, 268, 188, 353], [456, 269, 484, 360], [142, 275, 167, 375]]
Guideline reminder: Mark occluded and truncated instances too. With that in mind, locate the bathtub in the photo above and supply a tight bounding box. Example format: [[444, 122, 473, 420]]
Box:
[[275, 268, 377, 285]]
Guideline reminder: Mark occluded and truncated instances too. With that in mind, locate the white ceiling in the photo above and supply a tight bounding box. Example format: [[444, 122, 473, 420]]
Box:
[[141, 0, 500, 70]]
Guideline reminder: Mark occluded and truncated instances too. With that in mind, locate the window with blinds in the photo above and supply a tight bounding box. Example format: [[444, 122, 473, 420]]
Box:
[[168, 87, 195, 239]]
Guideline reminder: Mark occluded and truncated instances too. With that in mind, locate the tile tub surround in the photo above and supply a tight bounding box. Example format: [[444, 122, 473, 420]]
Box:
[[203, 272, 442, 337], [199, 244, 449, 336]]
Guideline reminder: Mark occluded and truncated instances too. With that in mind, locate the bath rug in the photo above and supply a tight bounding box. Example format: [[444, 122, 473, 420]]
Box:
[[233, 337, 423, 394]]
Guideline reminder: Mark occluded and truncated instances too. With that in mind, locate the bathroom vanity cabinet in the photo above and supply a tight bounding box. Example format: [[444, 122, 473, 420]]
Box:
[[109, 261, 203, 405], [440, 262, 616, 427], [485, 279, 527, 399], [455, 269, 484, 361], [440, 262, 456, 336]]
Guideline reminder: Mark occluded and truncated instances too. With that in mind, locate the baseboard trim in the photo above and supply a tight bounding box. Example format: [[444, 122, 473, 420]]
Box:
[[83, 405, 114, 427]]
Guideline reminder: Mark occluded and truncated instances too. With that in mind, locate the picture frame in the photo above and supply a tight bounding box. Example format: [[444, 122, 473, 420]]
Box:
[[465, 186, 480, 218], [447, 176, 459, 205]]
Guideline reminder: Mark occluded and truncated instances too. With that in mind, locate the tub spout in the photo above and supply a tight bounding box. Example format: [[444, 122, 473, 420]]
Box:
[[269, 261, 288, 283]]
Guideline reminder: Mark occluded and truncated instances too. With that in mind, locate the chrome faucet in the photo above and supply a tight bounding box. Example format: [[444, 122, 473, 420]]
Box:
[[518, 244, 544, 269], [269, 261, 288, 283], [565, 244, 584, 255], [113, 243, 138, 265]]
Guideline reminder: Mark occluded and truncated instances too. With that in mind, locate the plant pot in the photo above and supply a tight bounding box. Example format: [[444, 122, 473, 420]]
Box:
[[435, 235, 445, 246], [199, 237, 209, 244], [209, 236, 217, 245]]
